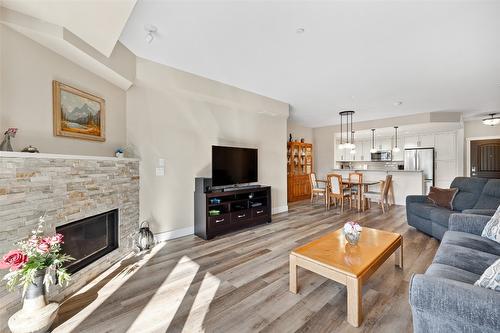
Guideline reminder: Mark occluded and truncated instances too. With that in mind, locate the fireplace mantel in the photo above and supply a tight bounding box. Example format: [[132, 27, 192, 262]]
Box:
[[0, 151, 139, 161]]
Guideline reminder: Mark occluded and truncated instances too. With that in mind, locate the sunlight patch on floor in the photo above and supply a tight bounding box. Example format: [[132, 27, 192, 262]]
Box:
[[182, 272, 221, 333], [126, 255, 200, 332], [54, 243, 167, 332]]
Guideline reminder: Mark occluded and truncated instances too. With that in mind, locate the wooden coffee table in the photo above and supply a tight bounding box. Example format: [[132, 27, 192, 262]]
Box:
[[289, 227, 403, 327]]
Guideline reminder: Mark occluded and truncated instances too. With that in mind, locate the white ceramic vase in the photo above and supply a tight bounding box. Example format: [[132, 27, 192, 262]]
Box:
[[8, 270, 59, 333]]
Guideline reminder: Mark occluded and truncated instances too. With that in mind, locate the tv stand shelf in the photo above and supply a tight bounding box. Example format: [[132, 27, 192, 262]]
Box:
[[194, 182, 271, 240]]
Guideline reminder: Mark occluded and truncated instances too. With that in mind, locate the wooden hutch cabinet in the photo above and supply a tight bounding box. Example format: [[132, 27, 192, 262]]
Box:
[[287, 142, 313, 202]]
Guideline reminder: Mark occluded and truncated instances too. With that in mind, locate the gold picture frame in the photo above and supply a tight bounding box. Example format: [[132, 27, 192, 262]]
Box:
[[53, 80, 105, 141]]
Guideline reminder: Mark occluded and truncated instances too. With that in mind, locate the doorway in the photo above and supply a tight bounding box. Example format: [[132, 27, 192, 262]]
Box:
[[470, 139, 500, 178]]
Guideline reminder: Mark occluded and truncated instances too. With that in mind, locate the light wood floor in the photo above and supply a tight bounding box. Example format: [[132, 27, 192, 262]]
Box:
[[52, 201, 439, 333]]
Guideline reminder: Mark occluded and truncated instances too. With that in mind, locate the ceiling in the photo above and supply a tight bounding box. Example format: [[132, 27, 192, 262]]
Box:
[[2, 0, 137, 57], [120, 1, 500, 127]]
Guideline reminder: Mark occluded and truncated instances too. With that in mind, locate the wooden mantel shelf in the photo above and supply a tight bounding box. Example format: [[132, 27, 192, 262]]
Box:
[[0, 151, 139, 162]]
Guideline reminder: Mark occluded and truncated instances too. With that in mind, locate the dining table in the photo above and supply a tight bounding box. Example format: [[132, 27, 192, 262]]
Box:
[[342, 178, 381, 211]]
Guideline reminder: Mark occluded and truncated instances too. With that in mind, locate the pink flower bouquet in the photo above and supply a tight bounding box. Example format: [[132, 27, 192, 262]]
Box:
[[0, 213, 73, 292]]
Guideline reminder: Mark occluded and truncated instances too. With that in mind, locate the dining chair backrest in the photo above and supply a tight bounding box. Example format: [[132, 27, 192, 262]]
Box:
[[310, 172, 318, 189], [327, 173, 342, 195], [349, 172, 363, 185], [382, 175, 393, 196]]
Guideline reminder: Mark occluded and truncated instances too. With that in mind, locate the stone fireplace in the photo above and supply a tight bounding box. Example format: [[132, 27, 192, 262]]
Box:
[[0, 152, 140, 327]]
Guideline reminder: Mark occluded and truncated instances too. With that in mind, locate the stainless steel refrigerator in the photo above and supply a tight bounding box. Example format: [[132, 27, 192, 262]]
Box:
[[404, 148, 435, 194]]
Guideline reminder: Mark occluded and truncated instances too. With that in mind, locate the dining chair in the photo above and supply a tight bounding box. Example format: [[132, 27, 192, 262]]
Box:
[[363, 175, 393, 213], [326, 173, 351, 212], [309, 172, 327, 205], [348, 172, 363, 210]]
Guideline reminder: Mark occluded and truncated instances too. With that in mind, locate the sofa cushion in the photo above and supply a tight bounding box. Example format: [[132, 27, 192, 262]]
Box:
[[475, 258, 500, 291], [433, 242, 498, 276], [474, 179, 500, 210], [429, 207, 454, 227], [482, 205, 500, 243], [408, 202, 434, 220], [450, 177, 488, 212], [428, 186, 458, 210], [442, 231, 500, 256], [426, 263, 481, 284]]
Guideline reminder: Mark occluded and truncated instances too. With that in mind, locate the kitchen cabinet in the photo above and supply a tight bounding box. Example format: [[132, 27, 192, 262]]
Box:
[[362, 140, 371, 161], [404, 135, 419, 148], [434, 132, 456, 160], [378, 137, 392, 151], [419, 134, 435, 148]]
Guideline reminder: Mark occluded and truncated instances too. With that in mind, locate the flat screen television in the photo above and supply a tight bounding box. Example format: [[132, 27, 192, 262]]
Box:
[[212, 145, 258, 186]]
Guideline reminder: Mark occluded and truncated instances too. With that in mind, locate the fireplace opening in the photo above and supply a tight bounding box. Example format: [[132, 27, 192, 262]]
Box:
[[56, 209, 118, 274]]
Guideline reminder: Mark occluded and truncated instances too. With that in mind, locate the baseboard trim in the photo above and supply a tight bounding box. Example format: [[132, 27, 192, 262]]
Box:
[[154, 226, 194, 242], [272, 205, 288, 215]]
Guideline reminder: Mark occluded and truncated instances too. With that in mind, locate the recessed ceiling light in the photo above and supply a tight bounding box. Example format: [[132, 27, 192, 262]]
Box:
[[296, 28, 305, 34]]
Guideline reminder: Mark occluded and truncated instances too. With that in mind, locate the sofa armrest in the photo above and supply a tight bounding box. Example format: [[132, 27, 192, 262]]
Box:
[[462, 209, 496, 217], [410, 274, 500, 331], [449, 213, 491, 235], [406, 195, 430, 204]]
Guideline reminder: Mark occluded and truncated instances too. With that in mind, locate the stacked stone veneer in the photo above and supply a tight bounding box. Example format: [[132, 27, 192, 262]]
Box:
[[0, 154, 139, 327]]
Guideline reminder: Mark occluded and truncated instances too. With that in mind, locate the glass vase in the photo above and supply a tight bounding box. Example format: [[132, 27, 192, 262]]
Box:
[[345, 231, 360, 246]]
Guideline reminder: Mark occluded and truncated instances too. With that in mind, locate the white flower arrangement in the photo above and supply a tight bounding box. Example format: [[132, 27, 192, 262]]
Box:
[[343, 221, 362, 235]]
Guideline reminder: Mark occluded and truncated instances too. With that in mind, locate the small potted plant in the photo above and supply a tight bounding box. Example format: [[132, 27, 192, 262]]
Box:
[[343, 221, 362, 245], [115, 148, 125, 158], [0, 128, 18, 152], [1, 213, 73, 333]]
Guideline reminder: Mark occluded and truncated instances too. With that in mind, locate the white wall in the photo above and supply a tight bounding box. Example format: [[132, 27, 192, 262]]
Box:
[[287, 120, 313, 144], [127, 58, 289, 235], [0, 25, 127, 156]]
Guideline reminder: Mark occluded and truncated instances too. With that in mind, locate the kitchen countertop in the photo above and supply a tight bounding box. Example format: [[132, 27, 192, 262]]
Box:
[[331, 169, 423, 173]]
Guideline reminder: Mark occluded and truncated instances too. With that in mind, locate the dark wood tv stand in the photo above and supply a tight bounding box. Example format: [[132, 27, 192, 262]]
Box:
[[194, 181, 271, 240]]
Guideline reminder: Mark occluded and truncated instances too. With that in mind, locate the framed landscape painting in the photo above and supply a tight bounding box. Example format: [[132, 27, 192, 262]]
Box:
[[53, 81, 105, 141]]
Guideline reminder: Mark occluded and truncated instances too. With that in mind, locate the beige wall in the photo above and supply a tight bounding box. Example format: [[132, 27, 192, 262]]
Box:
[[464, 119, 500, 139], [127, 58, 289, 234], [287, 120, 313, 144], [0, 25, 127, 156]]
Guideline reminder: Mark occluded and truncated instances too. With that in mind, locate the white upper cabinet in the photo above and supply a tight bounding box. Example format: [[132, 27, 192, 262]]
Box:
[[434, 132, 456, 161], [419, 134, 435, 148], [378, 137, 392, 150], [404, 134, 435, 148], [362, 140, 372, 161], [404, 135, 419, 148]]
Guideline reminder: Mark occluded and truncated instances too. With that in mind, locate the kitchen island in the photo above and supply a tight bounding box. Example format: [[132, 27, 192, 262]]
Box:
[[329, 169, 424, 205]]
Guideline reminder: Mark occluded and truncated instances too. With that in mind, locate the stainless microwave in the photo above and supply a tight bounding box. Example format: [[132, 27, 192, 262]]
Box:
[[371, 151, 392, 161]]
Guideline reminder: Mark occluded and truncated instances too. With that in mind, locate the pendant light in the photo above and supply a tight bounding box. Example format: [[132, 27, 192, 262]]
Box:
[[482, 113, 500, 126], [350, 131, 356, 155], [370, 128, 378, 153], [339, 111, 355, 150], [393, 126, 401, 152]]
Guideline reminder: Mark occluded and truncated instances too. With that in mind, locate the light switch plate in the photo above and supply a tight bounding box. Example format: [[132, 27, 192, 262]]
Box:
[[155, 167, 165, 176]]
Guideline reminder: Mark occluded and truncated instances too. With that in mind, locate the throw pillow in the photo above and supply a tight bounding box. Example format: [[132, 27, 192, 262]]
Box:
[[475, 258, 500, 291], [481, 204, 500, 243], [427, 187, 458, 210]]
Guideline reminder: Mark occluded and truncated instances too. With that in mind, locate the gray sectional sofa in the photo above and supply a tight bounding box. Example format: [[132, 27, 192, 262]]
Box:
[[409, 213, 500, 333], [406, 177, 500, 240]]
